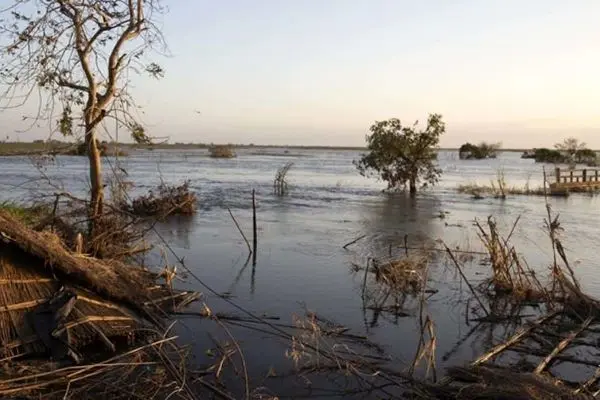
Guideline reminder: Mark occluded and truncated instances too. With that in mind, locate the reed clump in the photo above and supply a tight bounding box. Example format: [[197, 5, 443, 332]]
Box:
[[458, 183, 547, 198], [472, 211, 600, 314], [130, 181, 197, 218], [274, 162, 293, 196], [209, 144, 236, 158], [371, 254, 429, 295]]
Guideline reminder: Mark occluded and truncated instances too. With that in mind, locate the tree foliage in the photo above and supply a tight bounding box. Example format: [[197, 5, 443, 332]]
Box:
[[459, 141, 500, 160], [355, 114, 444, 195], [0, 0, 166, 141], [0, 0, 167, 236], [555, 137, 586, 159]]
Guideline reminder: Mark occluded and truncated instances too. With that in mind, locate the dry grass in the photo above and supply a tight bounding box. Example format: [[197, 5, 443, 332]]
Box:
[[209, 145, 236, 158], [467, 210, 600, 315], [0, 210, 205, 399], [130, 181, 197, 218], [274, 162, 293, 196], [474, 216, 548, 302], [371, 254, 429, 295], [458, 183, 547, 198], [0, 336, 198, 400], [0, 210, 188, 310]]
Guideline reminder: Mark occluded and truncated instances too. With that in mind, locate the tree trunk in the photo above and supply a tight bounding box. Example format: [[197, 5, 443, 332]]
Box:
[[86, 125, 104, 238], [409, 178, 417, 196]]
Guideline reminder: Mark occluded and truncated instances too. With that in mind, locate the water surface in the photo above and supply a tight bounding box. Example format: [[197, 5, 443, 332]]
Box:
[[1, 148, 598, 396]]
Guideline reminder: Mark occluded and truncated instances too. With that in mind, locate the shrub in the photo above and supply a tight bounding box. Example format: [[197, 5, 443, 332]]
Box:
[[459, 142, 500, 160], [534, 148, 564, 163], [209, 145, 236, 158], [130, 181, 197, 217]]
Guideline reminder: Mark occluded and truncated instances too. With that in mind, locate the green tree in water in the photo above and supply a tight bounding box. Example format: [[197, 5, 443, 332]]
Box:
[[355, 114, 444, 196]]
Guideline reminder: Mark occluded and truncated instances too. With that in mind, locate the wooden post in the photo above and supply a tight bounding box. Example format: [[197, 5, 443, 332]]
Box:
[[596, 170, 599, 182], [570, 170, 574, 183], [583, 169, 587, 182], [555, 167, 560, 184], [252, 189, 257, 266]]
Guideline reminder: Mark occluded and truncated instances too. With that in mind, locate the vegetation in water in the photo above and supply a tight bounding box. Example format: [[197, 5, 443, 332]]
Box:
[[354, 114, 445, 196], [274, 162, 294, 196], [458, 141, 501, 160], [209, 144, 237, 158], [129, 181, 197, 218], [525, 137, 597, 165]]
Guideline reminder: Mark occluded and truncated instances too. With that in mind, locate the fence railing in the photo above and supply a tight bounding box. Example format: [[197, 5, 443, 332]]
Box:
[[554, 167, 600, 184]]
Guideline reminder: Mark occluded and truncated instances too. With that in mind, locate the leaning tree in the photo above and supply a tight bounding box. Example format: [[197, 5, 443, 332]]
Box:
[[0, 0, 167, 237]]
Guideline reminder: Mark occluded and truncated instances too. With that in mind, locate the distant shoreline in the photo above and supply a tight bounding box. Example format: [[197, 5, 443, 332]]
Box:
[[0, 141, 539, 156]]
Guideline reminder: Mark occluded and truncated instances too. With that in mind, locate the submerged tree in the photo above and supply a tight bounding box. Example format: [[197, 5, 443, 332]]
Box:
[[355, 114, 444, 196], [0, 0, 167, 237], [555, 137, 588, 166], [458, 141, 501, 160]]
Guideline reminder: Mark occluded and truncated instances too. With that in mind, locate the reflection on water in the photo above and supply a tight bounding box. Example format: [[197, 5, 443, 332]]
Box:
[[2, 149, 600, 396]]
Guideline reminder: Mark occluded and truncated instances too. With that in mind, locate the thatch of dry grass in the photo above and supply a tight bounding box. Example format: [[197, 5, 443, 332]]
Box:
[[0, 210, 199, 313], [130, 181, 197, 218], [0, 210, 202, 399], [0, 243, 144, 359]]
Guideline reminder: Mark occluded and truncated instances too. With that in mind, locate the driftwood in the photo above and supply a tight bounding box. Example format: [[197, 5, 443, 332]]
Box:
[[534, 316, 593, 374], [472, 311, 559, 366]]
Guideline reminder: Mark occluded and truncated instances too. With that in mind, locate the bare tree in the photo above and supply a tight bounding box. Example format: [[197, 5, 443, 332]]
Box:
[[555, 137, 587, 167], [555, 137, 586, 155], [0, 0, 167, 237]]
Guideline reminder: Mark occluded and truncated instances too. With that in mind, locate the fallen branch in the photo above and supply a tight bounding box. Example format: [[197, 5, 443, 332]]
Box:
[[343, 234, 367, 249]]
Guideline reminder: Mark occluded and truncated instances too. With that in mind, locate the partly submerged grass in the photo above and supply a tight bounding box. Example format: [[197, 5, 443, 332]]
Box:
[[0, 201, 48, 226], [457, 182, 548, 198], [129, 181, 197, 218]]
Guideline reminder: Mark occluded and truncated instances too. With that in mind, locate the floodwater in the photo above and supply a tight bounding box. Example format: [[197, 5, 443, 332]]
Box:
[[1, 148, 599, 397]]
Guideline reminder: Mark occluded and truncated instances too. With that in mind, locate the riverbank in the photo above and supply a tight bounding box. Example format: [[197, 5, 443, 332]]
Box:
[[0, 141, 542, 156]]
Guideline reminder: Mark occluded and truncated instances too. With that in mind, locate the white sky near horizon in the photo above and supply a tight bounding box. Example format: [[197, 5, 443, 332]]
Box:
[[1, 0, 599, 148]]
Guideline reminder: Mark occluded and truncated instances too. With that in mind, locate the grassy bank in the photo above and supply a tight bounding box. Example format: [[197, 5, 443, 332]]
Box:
[[1, 141, 560, 155], [0, 141, 127, 156], [0, 201, 47, 225]]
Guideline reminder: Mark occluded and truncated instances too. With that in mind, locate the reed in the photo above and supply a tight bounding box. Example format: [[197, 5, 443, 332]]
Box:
[[273, 162, 293, 196]]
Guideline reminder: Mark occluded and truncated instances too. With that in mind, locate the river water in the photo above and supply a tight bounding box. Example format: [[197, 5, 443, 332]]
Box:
[[1, 148, 599, 396]]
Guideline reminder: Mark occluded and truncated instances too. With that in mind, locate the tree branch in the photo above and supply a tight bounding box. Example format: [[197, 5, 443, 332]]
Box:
[[56, 77, 89, 93], [98, 0, 144, 110]]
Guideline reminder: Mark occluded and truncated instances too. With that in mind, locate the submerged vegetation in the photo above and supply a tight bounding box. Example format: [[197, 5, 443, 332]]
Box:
[[130, 181, 197, 218], [355, 114, 445, 196], [209, 144, 237, 158], [458, 142, 501, 160], [274, 162, 294, 196]]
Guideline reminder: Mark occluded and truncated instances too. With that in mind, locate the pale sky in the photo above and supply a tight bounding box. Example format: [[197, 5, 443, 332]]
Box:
[[2, 0, 599, 148]]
